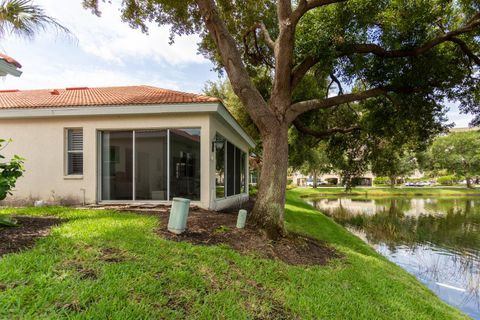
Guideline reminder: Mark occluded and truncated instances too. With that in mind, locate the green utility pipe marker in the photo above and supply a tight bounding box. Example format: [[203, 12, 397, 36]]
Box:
[[236, 209, 247, 229], [168, 198, 191, 234]]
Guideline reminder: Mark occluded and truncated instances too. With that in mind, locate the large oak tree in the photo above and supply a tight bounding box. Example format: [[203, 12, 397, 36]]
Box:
[[84, 0, 480, 238]]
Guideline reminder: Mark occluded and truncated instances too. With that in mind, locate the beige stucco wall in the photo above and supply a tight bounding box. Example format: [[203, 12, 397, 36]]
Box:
[[0, 113, 218, 208], [209, 114, 250, 211]]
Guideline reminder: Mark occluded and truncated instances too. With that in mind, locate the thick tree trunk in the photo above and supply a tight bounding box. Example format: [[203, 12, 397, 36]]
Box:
[[466, 176, 472, 188], [390, 176, 396, 188], [313, 170, 318, 188], [250, 126, 289, 239]]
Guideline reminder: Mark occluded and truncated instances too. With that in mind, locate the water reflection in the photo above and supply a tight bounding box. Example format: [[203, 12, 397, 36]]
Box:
[[307, 197, 480, 319]]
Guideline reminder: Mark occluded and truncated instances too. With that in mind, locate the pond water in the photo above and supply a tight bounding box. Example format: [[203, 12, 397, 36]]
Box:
[[306, 196, 480, 319]]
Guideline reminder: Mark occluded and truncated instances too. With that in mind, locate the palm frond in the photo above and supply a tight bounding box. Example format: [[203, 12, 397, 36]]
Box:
[[0, 0, 70, 39]]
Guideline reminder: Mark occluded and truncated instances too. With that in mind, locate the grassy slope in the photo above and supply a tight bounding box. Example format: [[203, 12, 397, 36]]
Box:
[[301, 186, 480, 197], [0, 196, 467, 319]]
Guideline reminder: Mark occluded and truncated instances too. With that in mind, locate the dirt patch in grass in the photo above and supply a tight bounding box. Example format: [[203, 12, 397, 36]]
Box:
[[154, 206, 337, 266], [0, 216, 61, 257], [99, 247, 129, 263]]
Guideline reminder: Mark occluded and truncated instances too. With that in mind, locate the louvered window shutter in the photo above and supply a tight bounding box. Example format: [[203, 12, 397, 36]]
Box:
[[67, 129, 83, 175]]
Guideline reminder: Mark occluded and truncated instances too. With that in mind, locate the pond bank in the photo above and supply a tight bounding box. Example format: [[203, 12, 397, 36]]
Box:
[[304, 193, 480, 319], [300, 186, 480, 197]]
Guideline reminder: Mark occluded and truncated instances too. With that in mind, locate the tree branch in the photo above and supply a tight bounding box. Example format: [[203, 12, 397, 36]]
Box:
[[339, 15, 480, 59], [286, 87, 388, 122], [329, 73, 344, 94], [293, 118, 360, 139], [291, 56, 319, 88], [292, 0, 348, 26], [450, 37, 480, 66], [269, 0, 295, 116], [277, 0, 293, 21], [257, 22, 276, 50], [243, 23, 275, 68]]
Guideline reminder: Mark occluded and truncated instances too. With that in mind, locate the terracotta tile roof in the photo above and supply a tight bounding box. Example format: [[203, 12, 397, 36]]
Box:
[[0, 85, 219, 109]]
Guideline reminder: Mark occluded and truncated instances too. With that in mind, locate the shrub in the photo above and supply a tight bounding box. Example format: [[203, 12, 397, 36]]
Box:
[[437, 175, 456, 186], [373, 176, 390, 185], [249, 185, 258, 197], [0, 216, 18, 227], [286, 184, 297, 190], [0, 139, 25, 201], [0, 140, 25, 227]]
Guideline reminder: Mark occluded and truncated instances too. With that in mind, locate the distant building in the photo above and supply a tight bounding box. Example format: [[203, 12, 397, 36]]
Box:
[[291, 171, 374, 187], [291, 169, 425, 187]]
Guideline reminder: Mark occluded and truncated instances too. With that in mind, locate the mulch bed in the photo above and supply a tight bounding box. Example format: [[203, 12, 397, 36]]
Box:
[[156, 208, 338, 266], [0, 216, 62, 257], [104, 201, 339, 266]]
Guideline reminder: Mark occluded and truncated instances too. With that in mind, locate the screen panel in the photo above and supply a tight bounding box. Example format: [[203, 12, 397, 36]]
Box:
[[226, 141, 235, 197], [169, 129, 201, 200], [215, 134, 226, 199]]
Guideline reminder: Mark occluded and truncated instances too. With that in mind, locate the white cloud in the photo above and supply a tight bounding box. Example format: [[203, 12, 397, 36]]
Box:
[[34, 0, 206, 66]]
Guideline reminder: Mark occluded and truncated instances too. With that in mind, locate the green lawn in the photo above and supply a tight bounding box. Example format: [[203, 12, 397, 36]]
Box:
[[0, 192, 468, 319], [298, 186, 480, 197]]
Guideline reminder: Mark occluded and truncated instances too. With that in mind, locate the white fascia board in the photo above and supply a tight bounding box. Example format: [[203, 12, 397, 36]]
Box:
[[0, 103, 219, 118], [0, 60, 22, 77]]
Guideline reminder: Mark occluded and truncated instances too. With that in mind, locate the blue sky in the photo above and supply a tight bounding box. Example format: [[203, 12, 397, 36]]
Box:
[[0, 0, 474, 127]]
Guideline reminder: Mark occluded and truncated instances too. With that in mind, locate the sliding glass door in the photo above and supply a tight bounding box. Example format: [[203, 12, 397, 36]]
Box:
[[100, 128, 200, 201], [101, 131, 133, 200], [135, 130, 168, 200]]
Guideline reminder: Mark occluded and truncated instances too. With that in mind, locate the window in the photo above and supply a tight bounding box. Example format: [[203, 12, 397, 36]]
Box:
[[215, 134, 247, 199], [66, 128, 83, 175]]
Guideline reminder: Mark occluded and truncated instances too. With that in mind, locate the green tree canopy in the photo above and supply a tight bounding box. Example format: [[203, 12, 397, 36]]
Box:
[[428, 131, 480, 187], [370, 142, 418, 187]]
